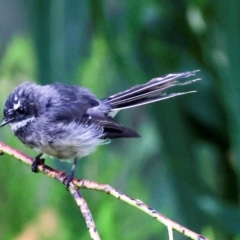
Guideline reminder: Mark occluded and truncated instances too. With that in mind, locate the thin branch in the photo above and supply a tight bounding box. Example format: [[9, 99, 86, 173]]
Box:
[[168, 226, 174, 240], [73, 179, 207, 240], [0, 141, 100, 240], [0, 141, 209, 240], [69, 186, 101, 240]]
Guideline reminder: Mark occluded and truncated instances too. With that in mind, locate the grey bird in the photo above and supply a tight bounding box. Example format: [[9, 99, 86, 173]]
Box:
[[0, 70, 199, 186]]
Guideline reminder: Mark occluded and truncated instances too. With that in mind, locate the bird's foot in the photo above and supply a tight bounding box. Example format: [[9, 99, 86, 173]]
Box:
[[63, 172, 74, 190], [63, 158, 77, 190], [31, 153, 45, 173]]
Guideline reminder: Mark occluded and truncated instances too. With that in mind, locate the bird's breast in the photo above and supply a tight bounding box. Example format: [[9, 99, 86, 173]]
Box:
[[14, 121, 108, 161]]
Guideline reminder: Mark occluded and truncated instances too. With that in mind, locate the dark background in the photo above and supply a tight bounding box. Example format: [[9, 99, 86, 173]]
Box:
[[0, 1, 239, 239]]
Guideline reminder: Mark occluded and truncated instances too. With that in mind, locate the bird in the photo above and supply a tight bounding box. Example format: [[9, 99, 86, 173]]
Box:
[[0, 70, 200, 186]]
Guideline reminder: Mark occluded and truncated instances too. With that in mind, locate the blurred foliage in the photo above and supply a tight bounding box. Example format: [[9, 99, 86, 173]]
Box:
[[0, 0, 240, 239]]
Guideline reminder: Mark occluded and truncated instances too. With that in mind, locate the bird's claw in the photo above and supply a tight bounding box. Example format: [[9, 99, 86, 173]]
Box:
[[31, 154, 45, 173], [63, 172, 74, 190]]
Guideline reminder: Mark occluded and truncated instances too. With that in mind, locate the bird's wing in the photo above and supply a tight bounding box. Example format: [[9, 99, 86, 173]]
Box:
[[85, 108, 140, 138], [47, 83, 139, 139]]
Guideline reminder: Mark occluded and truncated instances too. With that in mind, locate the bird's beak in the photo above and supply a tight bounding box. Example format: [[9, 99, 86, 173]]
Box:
[[0, 118, 13, 127]]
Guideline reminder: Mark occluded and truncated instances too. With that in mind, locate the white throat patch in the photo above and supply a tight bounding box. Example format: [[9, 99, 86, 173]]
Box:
[[10, 117, 35, 132]]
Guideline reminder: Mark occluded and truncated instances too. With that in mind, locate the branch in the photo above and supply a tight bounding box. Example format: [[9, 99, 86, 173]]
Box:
[[0, 141, 208, 240], [69, 186, 100, 240], [73, 179, 207, 240], [0, 141, 100, 240]]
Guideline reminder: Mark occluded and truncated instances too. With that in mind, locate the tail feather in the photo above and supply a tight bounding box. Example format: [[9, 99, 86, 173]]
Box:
[[104, 70, 200, 111], [110, 91, 197, 111]]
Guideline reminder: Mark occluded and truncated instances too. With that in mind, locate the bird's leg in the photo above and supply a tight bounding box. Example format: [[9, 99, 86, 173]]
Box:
[[31, 153, 45, 173], [63, 158, 77, 189]]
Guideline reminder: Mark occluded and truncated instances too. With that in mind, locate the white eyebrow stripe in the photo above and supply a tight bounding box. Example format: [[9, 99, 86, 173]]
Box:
[[13, 100, 21, 110]]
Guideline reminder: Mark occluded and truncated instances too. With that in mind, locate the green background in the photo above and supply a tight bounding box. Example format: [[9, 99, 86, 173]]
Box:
[[0, 1, 239, 239]]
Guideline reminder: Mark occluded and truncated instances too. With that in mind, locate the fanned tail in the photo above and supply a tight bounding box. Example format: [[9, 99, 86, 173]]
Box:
[[104, 70, 200, 112]]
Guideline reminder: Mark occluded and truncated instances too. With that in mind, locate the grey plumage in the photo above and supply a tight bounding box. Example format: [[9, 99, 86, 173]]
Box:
[[1, 70, 200, 170]]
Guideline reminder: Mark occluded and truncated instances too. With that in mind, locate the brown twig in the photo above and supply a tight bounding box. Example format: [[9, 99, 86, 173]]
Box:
[[68, 186, 100, 240], [0, 140, 208, 240], [0, 141, 101, 240], [73, 179, 207, 240]]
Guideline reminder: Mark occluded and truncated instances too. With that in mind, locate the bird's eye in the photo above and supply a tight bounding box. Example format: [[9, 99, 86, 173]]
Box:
[[16, 107, 25, 114]]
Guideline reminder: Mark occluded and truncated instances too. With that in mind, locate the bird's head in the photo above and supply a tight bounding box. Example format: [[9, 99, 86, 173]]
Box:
[[1, 82, 39, 132]]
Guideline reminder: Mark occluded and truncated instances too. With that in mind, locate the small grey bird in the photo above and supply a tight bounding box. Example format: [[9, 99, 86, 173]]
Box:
[[0, 71, 199, 186]]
